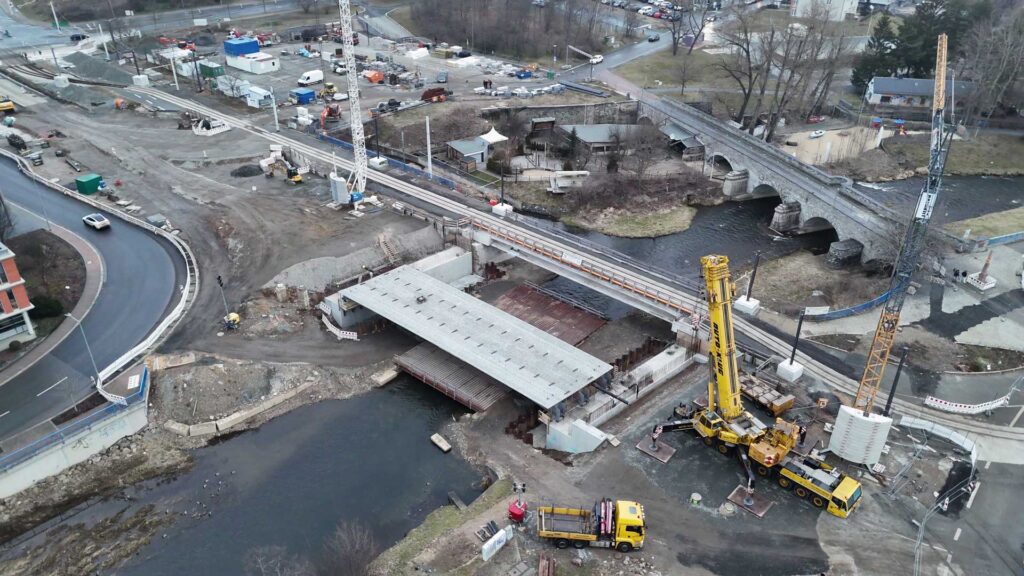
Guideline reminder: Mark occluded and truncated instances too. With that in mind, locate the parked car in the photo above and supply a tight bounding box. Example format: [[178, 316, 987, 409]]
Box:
[[705, 14, 718, 22], [647, 33, 661, 42], [809, 130, 826, 139], [436, 71, 448, 83], [456, 50, 472, 58], [589, 54, 604, 64], [82, 213, 111, 230]]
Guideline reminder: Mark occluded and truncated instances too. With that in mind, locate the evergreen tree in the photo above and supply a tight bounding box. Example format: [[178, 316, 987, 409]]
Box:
[[851, 14, 899, 91]]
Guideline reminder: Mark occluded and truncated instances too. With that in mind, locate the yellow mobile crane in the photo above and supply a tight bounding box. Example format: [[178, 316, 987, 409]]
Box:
[[653, 255, 863, 518], [853, 34, 952, 416]]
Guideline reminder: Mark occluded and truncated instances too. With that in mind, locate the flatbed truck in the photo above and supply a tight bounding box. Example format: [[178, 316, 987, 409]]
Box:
[[536, 498, 645, 552]]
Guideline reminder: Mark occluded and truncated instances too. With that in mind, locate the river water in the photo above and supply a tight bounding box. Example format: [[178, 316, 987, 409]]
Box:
[[108, 377, 482, 575]]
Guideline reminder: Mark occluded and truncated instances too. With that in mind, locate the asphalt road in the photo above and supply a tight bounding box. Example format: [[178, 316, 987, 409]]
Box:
[[0, 159, 184, 440]]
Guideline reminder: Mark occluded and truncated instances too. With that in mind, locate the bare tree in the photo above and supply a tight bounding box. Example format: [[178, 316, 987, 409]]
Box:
[[716, 6, 766, 124], [957, 8, 1024, 129], [623, 7, 640, 39], [298, 0, 315, 13], [0, 193, 15, 243], [317, 521, 380, 576], [620, 125, 664, 184], [244, 546, 314, 576]]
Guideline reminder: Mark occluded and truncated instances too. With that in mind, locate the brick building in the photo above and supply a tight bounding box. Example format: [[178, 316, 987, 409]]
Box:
[[0, 241, 35, 347]]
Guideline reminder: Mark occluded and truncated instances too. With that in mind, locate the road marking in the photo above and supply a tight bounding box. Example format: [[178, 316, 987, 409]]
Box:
[[36, 376, 68, 397], [0, 410, 9, 419], [985, 460, 991, 470], [946, 553, 953, 564], [953, 527, 962, 541], [1010, 404, 1024, 427], [966, 481, 981, 509]]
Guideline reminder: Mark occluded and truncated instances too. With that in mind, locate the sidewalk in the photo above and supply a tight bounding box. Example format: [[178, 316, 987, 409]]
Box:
[[0, 217, 103, 388]]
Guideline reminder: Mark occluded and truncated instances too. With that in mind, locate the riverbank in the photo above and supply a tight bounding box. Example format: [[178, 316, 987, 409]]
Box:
[[507, 175, 721, 239], [829, 133, 1024, 182]]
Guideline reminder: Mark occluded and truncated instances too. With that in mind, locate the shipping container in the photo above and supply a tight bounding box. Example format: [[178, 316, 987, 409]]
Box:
[[290, 87, 316, 104], [75, 173, 102, 195], [199, 60, 225, 78], [224, 37, 259, 56]]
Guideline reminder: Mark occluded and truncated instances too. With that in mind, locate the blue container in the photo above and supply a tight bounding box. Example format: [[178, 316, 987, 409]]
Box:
[[224, 37, 260, 56], [290, 88, 316, 104]]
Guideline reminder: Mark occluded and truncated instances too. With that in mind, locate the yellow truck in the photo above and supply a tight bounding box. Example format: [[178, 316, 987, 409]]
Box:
[[0, 97, 14, 115], [536, 498, 645, 552]]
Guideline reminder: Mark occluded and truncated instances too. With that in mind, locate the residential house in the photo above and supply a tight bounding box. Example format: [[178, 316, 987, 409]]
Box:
[[555, 124, 649, 153], [865, 76, 975, 109], [790, 0, 858, 21], [445, 127, 508, 171], [0, 242, 35, 347]]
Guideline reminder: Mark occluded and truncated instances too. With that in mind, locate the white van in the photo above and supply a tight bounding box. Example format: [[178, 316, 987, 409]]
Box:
[[297, 70, 324, 86]]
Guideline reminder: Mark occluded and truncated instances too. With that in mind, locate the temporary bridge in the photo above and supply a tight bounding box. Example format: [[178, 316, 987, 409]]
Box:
[[341, 266, 612, 410]]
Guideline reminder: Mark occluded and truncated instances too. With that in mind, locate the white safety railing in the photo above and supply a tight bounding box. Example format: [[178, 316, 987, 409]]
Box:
[[924, 393, 1012, 415], [0, 151, 200, 406]]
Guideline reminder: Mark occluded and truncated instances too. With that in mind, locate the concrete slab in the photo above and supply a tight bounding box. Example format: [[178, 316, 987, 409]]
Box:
[[776, 359, 804, 382], [636, 439, 677, 463], [188, 421, 218, 436], [727, 485, 774, 518], [955, 315, 1024, 352], [162, 420, 189, 436], [733, 296, 761, 316]]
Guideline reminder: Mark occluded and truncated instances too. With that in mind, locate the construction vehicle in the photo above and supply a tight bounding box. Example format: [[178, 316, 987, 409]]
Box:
[[319, 82, 338, 99], [652, 255, 863, 518], [320, 102, 343, 129], [0, 97, 15, 115], [223, 312, 240, 330], [536, 499, 645, 552], [850, 34, 954, 417]]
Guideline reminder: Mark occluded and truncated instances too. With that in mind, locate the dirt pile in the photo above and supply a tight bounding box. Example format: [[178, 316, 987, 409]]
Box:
[[826, 148, 914, 182], [752, 251, 890, 315], [229, 164, 264, 178], [241, 295, 307, 338]]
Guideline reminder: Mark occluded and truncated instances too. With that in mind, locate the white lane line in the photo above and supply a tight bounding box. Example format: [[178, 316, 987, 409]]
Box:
[[953, 527, 962, 541], [946, 553, 953, 564], [1010, 404, 1024, 427], [0, 410, 9, 419], [985, 460, 991, 470], [36, 376, 68, 397], [966, 481, 981, 509]]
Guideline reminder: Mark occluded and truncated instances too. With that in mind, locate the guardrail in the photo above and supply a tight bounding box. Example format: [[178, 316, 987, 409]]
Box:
[[0, 151, 199, 406], [924, 393, 1011, 415], [0, 369, 148, 472]]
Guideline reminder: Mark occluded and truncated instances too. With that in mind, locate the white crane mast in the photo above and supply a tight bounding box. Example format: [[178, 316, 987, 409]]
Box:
[[336, 0, 366, 203]]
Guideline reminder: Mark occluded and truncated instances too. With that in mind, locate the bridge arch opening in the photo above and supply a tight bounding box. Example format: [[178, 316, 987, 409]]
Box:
[[709, 155, 733, 178], [799, 217, 840, 255], [751, 184, 780, 198]]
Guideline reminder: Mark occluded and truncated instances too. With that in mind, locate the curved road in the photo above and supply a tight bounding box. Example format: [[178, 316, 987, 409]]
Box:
[[0, 159, 185, 440]]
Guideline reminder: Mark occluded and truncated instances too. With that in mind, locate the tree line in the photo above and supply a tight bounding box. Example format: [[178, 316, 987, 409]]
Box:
[[853, 0, 1023, 122], [409, 0, 615, 61]]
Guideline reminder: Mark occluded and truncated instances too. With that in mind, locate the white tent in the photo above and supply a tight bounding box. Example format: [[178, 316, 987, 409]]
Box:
[[479, 127, 507, 145]]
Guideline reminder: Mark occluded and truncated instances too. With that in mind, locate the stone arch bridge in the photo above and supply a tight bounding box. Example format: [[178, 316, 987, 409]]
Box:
[[640, 100, 906, 262]]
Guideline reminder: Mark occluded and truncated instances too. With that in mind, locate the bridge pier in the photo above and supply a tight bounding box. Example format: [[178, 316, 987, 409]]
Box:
[[721, 170, 749, 198], [769, 202, 801, 233]]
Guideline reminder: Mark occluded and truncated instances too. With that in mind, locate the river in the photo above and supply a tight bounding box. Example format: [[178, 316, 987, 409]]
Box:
[[81, 377, 482, 575]]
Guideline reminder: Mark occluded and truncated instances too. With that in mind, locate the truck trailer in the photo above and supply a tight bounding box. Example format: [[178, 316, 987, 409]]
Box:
[[536, 499, 645, 552]]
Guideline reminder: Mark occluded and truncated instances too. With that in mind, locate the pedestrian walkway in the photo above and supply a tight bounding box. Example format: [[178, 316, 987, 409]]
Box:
[[0, 215, 103, 388]]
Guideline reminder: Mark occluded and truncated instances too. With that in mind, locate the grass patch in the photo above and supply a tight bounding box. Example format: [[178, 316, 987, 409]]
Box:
[[563, 205, 697, 238], [370, 476, 512, 575], [945, 206, 1024, 239], [506, 181, 569, 216], [469, 171, 500, 186], [613, 48, 729, 88], [884, 134, 1024, 177]]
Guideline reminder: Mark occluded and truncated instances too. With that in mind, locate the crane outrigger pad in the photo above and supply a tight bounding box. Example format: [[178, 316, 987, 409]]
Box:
[[636, 439, 677, 463], [727, 485, 773, 518]]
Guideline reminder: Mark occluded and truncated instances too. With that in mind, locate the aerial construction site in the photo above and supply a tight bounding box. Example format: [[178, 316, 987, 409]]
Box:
[[0, 1, 1022, 575]]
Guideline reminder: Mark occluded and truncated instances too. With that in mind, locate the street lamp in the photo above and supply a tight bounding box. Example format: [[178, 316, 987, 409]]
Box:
[[66, 312, 100, 384]]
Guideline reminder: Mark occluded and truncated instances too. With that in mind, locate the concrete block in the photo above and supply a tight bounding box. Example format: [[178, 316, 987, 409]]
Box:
[[692, 354, 709, 364], [776, 359, 804, 382], [966, 272, 996, 292], [216, 410, 248, 432], [188, 421, 218, 437], [545, 418, 607, 454], [163, 420, 190, 436], [733, 295, 761, 316], [132, 74, 150, 87]]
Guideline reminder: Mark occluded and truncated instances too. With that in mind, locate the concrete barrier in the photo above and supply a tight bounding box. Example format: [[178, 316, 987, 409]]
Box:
[[216, 380, 316, 432], [0, 401, 147, 499]]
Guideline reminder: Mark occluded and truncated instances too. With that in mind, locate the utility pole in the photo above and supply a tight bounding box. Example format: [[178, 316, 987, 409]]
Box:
[[98, 23, 109, 60], [49, 2, 61, 32], [270, 88, 280, 131], [216, 275, 230, 316], [425, 115, 433, 179], [170, 52, 180, 90], [67, 313, 100, 384], [788, 311, 805, 365]]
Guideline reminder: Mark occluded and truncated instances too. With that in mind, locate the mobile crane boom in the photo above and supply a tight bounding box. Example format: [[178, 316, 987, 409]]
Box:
[[854, 34, 952, 414]]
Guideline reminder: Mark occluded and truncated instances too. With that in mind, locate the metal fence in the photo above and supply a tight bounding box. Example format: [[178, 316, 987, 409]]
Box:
[[314, 132, 459, 190], [805, 289, 893, 322], [0, 370, 148, 473]]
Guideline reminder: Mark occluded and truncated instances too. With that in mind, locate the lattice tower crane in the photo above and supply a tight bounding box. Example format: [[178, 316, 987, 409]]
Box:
[[335, 0, 366, 204], [854, 34, 953, 415]]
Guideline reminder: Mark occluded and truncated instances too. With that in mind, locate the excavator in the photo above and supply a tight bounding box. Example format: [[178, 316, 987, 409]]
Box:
[[652, 255, 863, 518]]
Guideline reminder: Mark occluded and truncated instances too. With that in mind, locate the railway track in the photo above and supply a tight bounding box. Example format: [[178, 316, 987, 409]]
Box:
[[128, 85, 1024, 443]]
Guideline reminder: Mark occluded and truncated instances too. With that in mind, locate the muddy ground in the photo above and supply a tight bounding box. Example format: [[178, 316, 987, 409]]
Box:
[[745, 250, 890, 316]]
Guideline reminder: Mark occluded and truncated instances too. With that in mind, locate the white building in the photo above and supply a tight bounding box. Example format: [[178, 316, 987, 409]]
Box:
[[226, 52, 280, 75], [790, 0, 858, 21]]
